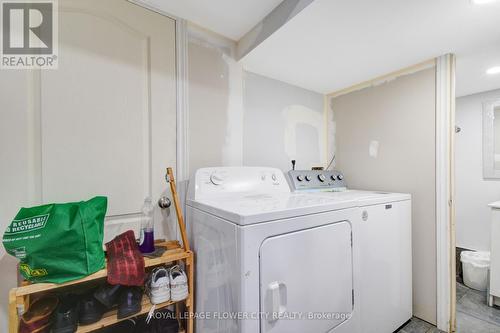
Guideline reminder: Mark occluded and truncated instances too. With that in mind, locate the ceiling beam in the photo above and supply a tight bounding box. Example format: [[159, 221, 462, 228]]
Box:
[[237, 0, 314, 60]]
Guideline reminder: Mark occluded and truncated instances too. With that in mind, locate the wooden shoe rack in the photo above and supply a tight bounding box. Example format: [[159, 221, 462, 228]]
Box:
[[8, 168, 194, 333]]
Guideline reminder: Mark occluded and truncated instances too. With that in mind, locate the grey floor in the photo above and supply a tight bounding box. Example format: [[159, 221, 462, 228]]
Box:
[[397, 281, 500, 332], [381, 281, 500, 333], [398, 317, 443, 333], [456, 282, 500, 332]]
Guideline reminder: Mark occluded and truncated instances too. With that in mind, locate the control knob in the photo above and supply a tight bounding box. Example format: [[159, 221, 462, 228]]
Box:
[[210, 173, 224, 185], [337, 174, 344, 181], [297, 175, 304, 182], [318, 174, 326, 182], [305, 175, 312, 181]]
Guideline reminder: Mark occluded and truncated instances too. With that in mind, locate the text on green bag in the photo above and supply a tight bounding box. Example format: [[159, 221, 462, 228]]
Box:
[[5, 214, 50, 235]]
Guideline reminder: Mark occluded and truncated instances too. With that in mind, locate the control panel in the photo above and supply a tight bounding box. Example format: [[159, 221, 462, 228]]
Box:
[[190, 167, 291, 200], [287, 170, 347, 192]]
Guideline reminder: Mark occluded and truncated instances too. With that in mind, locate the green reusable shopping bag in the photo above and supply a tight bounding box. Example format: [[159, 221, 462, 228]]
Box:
[[2, 196, 107, 284]]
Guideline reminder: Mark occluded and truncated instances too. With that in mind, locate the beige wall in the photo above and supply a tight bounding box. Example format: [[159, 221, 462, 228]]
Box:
[[329, 68, 437, 324]]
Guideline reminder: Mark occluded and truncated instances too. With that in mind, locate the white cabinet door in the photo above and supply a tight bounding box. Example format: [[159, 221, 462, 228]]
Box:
[[490, 209, 500, 299], [1, 0, 177, 244], [259, 222, 353, 333]]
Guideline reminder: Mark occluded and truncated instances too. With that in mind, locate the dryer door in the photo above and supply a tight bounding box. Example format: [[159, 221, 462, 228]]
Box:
[[259, 221, 353, 333]]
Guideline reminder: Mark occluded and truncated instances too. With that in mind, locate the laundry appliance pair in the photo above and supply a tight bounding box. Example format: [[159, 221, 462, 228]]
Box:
[[186, 167, 411, 333]]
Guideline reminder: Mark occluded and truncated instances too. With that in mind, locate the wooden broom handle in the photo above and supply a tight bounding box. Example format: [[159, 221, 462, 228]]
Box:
[[167, 167, 190, 252]]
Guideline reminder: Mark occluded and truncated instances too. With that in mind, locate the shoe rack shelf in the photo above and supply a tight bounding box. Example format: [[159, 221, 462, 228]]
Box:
[[9, 240, 194, 333], [9, 168, 195, 333], [76, 294, 179, 333]]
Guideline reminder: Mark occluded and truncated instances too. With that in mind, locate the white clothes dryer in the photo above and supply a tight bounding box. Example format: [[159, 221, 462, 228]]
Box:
[[288, 169, 412, 333], [186, 167, 362, 333]]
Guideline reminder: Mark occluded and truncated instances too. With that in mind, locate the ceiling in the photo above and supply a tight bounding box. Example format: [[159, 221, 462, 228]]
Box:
[[139, 0, 283, 40], [240, 0, 500, 96], [456, 45, 500, 97]]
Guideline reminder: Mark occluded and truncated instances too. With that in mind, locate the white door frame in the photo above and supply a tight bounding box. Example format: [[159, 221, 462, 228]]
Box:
[[126, 1, 189, 248], [435, 54, 456, 333], [127, 0, 190, 181], [175, 18, 189, 182]]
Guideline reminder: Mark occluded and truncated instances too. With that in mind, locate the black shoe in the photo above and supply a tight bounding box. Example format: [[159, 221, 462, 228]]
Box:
[[153, 309, 179, 333], [100, 318, 137, 333], [94, 284, 122, 309], [117, 287, 143, 319], [136, 310, 179, 333], [78, 292, 107, 325], [51, 295, 79, 333]]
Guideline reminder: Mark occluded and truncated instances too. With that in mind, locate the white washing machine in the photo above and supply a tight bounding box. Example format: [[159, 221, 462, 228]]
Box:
[[186, 167, 362, 333], [288, 169, 413, 333]]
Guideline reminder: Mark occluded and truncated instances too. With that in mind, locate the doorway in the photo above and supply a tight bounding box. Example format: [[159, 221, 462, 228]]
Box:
[[454, 61, 500, 331]]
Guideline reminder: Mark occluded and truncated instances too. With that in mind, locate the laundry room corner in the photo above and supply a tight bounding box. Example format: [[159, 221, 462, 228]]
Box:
[[3, 1, 500, 332]]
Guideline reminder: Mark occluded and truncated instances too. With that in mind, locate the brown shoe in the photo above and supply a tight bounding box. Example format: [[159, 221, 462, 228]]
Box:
[[19, 296, 58, 333]]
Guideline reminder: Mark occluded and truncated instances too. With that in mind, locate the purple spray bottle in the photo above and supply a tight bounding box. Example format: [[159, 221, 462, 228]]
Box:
[[139, 197, 155, 253]]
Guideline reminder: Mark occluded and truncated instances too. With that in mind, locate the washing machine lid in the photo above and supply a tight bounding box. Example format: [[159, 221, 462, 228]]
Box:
[[305, 189, 411, 206], [187, 167, 358, 225], [187, 192, 356, 225]]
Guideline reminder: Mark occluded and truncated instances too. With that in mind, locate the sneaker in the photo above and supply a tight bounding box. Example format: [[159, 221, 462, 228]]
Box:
[[148, 267, 170, 304], [169, 265, 188, 301]]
